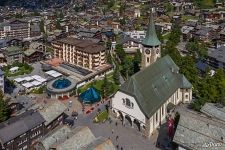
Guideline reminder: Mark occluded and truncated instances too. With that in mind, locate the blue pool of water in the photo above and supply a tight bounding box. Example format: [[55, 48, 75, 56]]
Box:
[[52, 78, 71, 89]]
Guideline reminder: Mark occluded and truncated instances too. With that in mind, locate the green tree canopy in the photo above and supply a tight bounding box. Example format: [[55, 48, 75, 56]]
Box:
[[39, 19, 45, 33], [113, 64, 120, 85], [101, 75, 111, 98], [0, 90, 10, 122]]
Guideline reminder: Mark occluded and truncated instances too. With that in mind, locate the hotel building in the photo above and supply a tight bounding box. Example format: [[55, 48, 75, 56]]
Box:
[[51, 37, 106, 70], [0, 20, 30, 39]]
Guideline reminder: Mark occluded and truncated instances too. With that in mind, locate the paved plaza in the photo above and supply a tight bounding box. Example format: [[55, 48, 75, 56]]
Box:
[[5, 61, 169, 150]]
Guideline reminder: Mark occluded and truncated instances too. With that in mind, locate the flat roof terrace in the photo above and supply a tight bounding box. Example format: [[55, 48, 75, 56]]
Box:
[[59, 63, 92, 76]]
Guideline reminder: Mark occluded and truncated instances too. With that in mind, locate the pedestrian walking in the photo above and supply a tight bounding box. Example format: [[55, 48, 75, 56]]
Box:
[[112, 129, 114, 134], [115, 122, 118, 126]]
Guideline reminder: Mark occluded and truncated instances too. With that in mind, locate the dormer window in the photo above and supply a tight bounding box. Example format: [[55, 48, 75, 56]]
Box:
[[123, 98, 134, 109], [126, 98, 131, 107]]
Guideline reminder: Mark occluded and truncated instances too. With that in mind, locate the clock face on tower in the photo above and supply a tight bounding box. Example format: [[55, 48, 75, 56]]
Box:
[[145, 49, 150, 54]]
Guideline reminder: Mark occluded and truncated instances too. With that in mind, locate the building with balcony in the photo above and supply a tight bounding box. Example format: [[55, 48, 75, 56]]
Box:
[[0, 110, 45, 150], [4, 46, 23, 65], [208, 46, 225, 71], [0, 20, 30, 40], [51, 37, 106, 70]]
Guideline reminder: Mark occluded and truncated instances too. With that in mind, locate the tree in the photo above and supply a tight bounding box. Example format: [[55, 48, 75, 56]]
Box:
[[106, 41, 112, 50], [107, 0, 115, 9], [0, 90, 10, 122], [58, 11, 64, 19], [156, 30, 163, 42], [119, 3, 126, 15], [14, 13, 23, 19], [164, 2, 174, 13], [32, 11, 40, 16], [119, 18, 126, 26], [133, 49, 142, 73], [113, 64, 120, 85], [115, 44, 126, 63], [106, 52, 113, 64], [101, 75, 110, 98], [39, 19, 45, 33], [55, 19, 61, 30], [122, 56, 134, 79], [186, 39, 207, 58]]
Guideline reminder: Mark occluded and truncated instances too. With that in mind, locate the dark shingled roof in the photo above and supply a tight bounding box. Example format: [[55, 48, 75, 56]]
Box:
[[120, 55, 192, 118], [201, 103, 225, 122], [55, 37, 105, 54], [0, 110, 45, 143], [84, 137, 116, 150]]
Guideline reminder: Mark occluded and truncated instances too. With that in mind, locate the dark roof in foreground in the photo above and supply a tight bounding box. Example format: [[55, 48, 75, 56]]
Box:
[[35, 126, 116, 150], [0, 110, 45, 143], [83, 137, 116, 150], [120, 55, 192, 118], [53, 126, 96, 150], [201, 103, 225, 122], [173, 111, 225, 150]]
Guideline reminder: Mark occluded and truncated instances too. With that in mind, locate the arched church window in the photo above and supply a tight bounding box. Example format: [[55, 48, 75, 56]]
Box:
[[147, 57, 150, 63], [125, 98, 134, 109], [122, 98, 125, 104], [156, 112, 158, 123], [125, 98, 131, 107]]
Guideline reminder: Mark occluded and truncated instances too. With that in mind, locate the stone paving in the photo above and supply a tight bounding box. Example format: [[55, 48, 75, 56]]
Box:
[[66, 98, 162, 150], [74, 114, 160, 150]]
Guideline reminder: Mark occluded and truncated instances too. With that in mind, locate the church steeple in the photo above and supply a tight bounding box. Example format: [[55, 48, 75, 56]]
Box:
[[141, 4, 161, 69], [142, 8, 161, 47]]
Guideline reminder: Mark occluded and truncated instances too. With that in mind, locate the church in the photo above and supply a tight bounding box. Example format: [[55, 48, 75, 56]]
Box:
[[111, 9, 192, 137]]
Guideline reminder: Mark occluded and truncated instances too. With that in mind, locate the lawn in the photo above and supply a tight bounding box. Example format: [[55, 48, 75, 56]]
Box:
[[93, 110, 109, 123], [182, 15, 199, 21], [194, 0, 215, 9], [162, 32, 171, 41], [3, 63, 33, 77], [79, 72, 119, 96]]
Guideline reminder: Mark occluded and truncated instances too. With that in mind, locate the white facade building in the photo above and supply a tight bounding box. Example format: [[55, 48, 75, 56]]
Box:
[[125, 31, 146, 42], [111, 56, 192, 137]]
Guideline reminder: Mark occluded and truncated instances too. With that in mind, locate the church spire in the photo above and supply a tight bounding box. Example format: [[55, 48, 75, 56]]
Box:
[[142, 6, 161, 47]]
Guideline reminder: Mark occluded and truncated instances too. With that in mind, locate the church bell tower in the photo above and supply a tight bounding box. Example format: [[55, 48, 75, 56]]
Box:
[[141, 7, 161, 69]]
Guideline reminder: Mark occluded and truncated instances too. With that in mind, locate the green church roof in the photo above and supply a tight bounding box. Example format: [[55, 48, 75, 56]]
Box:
[[120, 55, 192, 118], [142, 9, 161, 47]]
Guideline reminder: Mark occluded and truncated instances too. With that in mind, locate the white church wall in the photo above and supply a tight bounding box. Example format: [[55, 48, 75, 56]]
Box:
[[112, 91, 146, 124]]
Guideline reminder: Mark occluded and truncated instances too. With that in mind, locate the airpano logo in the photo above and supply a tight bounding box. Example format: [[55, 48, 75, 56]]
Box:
[[202, 142, 223, 148]]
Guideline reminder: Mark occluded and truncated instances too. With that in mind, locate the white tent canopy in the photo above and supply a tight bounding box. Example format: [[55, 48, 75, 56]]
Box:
[[22, 82, 34, 88], [45, 70, 62, 78], [30, 80, 42, 86], [14, 75, 47, 89], [31, 75, 47, 83], [14, 77, 25, 83]]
